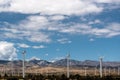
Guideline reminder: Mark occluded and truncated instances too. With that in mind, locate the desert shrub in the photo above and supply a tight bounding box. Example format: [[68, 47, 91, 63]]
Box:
[[60, 74, 68, 80], [7, 77, 18, 80], [4, 73, 8, 77]]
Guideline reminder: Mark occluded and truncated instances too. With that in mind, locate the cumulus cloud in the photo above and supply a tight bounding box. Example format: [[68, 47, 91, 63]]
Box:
[[19, 15, 49, 31], [88, 19, 101, 25], [90, 23, 120, 37], [0, 0, 103, 15], [55, 22, 120, 38], [32, 45, 46, 49], [0, 17, 51, 43], [0, 17, 120, 44], [0, 41, 17, 60], [57, 38, 72, 44], [105, 23, 120, 37], [0, 0, 119, 15], [94, 0, 120, 3], [17, 43, 30, 48], [16, 43, 46, 49], [27, 32, 51, 43], [0, 0, 120, 43], [58, 23, 92, 34], [49, 15, 66, 21]]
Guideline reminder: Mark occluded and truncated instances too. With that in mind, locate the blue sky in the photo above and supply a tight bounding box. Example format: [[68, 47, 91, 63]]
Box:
[[0, 0, 120, 61]]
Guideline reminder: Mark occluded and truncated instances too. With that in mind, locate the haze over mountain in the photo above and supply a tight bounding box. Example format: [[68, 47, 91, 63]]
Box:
[[0, 59, 120, 68]]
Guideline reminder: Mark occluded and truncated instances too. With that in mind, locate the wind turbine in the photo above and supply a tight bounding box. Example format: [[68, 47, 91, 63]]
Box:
[[94, 67, 97, 76], [109, 68, 111, 75], [67, 53, 70, 78], [22, 50, 26, 78], [104, 67, 106, 76], [4, 65, 6, 76], [118, 67, 120, 76], [10, 59, 14, 76], [114, 68, 116, 74], [84, 67, 87, 76], [99, 57, 103, 78]]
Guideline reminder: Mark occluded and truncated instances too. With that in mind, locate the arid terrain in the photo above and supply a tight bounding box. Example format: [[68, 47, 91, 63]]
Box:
[[26, 66, 119, 76], [0, 59, 120, 77]]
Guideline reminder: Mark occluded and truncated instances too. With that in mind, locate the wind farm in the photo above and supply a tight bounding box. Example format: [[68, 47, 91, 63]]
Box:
[[0, 0, 120, 79], [0, 51, 120, 80]]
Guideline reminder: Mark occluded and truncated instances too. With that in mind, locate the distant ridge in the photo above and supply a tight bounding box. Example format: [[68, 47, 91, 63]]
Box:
[[0, 59, 120, 68]]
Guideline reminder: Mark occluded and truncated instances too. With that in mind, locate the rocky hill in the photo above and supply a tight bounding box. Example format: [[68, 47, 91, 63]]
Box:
[[0, 59, 120, 68]]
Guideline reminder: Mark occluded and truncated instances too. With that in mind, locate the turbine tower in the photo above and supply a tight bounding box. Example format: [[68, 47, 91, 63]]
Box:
[[104, 67, 106, 76], [94, 67, 97, 76], [22, 50, 26, 78], [67, 53, 70, 78], [99, 57, 103, 78], [118, 67, 120, 76], [11, 59, 13, 76], [109, 68, 111, 75], [84, 67, 87, 76]]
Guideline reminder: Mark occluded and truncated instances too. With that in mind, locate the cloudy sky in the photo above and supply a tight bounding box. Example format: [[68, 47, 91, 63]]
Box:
[[0, 0, 120, 61]]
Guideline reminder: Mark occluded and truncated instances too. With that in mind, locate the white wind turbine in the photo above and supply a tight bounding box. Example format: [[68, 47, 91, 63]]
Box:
[[118, 67, 120, 76], [22, 50, 26, 78], [10, 58, 14, 76], [67, 53, 70, 78], [99, 57, 103, 78]]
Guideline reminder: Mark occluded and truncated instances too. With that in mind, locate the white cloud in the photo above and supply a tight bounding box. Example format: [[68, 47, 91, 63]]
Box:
[[49, 15, 66, 21], [92, 28, 111, 36], [0, 0, 119, 44], [56, 22, 120, 38], [17, 43, 30, 48], [89, 23, 120, 37], [0, 41, 17, 60], [89, 38, 95, 42], [105, 23, 120, 37], [1, 15, 120, 44], [95, 20, 101, 24], [32, 45, 46, 49], [95, 0, 120, 3], [17, 43, 46, 49], [1, 28, 51, 43], [0, 0, 103, 15], [57, 38, 72, 44], [27, 32, 51, 43], [1, 18, 120, 44], [0, 0, 11, 8], [15, 16, 51, 43], [107, 23, 120, 31], [0, 16, 51, 43], [19, 16, 49, 31], [88, 19, 101, 25], [59, 23, 92, 34]]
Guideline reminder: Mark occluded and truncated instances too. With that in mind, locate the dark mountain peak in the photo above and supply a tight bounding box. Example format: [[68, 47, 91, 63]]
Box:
[[0, 60, 10, 64]]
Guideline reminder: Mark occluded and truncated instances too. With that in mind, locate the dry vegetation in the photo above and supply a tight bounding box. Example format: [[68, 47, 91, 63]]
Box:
[[25, 66, 119, 76], [0, 66, 120, 80]]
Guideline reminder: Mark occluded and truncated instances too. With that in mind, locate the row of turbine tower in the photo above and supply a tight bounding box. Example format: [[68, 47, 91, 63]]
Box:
[[66, 54, 120, 78], [3, 51, 119, 78]]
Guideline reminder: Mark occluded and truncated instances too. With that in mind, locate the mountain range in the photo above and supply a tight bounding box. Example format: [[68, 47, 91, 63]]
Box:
[[0, 59, 120, 68]]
